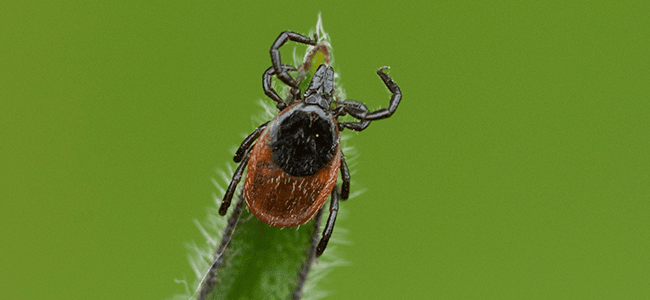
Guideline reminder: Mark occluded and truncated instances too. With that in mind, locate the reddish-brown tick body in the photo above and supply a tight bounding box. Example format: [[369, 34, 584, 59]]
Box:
[[245, 102, 341, 227]]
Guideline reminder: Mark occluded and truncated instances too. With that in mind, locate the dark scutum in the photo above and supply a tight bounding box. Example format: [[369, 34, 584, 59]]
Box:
[[270, 109, 336, 177]]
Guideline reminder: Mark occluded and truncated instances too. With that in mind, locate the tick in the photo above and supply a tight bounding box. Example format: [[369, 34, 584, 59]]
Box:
[[218, 31, 401, 256]]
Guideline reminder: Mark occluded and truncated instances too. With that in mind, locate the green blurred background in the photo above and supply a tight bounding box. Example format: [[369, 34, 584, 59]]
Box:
[[2, 1, 648, 299]]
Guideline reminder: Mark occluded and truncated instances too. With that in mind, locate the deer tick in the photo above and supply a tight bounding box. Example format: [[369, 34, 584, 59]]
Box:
[[218, 31, 401, 256]]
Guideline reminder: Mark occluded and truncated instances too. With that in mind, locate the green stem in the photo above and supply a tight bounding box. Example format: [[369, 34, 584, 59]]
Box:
[[172, 15, 348, 300], [198, 193, 323, 300]]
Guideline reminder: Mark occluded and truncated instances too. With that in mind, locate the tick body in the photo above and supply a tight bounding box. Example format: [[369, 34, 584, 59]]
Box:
[[219, 30, 402, 256], [245, 102, 341, 227]]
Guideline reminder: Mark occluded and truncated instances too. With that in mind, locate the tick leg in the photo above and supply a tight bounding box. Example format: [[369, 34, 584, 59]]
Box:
[[219, 148, 251, 216], [270, 31, 316, 92], [233, 122, 268, 163], [263, 64, 297, 111], [340, 154, 350, 200], [339, 100, 371, 132], [316, 186, 340, 256], [364, 66, 402, 121]]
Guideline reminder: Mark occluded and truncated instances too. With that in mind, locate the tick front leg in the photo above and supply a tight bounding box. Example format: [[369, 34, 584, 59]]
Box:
[[263, 64, 297, 111], [364, 66, 402, 120], [316, 186, 340, 256], [219, 148, 251, 216], [270, 31, 316, 91], [339, 100, 371, 132]]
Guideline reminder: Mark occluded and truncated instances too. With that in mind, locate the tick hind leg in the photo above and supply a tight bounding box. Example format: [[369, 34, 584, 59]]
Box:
[[316, 185, 340, 256], [340, 153, 350, 200], [233, 122, 268, 163], [218, 148, 251, 216], [220, 122, 268, 215], [315, 153, 349, 256]]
